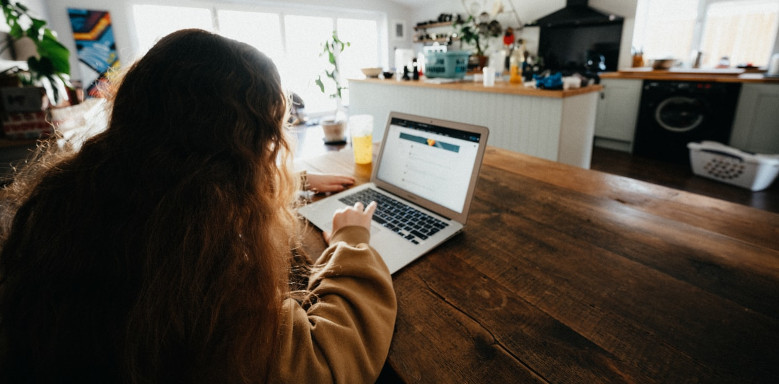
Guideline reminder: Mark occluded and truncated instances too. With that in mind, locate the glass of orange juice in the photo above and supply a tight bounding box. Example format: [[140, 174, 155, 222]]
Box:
[[349, 114, 373, 164]]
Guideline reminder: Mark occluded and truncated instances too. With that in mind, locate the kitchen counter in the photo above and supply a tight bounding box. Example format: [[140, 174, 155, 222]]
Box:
[[351, 77, 603, 98], [349, 78, 602, 168], [594, 69, 779, 155], [601, 68, 779, 83]]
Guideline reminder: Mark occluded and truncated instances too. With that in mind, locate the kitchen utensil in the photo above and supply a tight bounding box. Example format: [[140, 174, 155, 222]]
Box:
[[691, 50, 702, 68], [651, 58, 676, 70], [360, 67, 382, 78]]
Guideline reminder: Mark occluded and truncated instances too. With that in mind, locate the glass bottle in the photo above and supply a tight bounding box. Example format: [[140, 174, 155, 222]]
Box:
[[509, 47, 523, 84]]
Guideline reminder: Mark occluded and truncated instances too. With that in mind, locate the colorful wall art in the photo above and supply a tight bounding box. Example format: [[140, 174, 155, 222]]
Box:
[[68, 9, 120, 97]]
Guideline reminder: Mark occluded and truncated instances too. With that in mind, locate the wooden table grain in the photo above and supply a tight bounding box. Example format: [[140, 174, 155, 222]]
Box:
[[295, 146, 779, 384]]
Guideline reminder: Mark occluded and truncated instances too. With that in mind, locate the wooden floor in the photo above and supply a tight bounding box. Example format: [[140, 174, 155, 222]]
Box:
[[590, 146, 779, 214]]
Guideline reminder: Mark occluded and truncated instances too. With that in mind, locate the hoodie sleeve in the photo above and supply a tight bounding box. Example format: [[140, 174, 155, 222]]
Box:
[[272, 226, 397, 383]]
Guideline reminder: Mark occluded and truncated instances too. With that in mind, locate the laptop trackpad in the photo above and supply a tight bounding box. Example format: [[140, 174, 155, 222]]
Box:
[[370, 221, 383, 235]]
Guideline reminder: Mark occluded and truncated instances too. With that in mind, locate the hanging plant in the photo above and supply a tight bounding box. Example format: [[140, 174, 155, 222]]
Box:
[[454, 13, 502, 57], [1, 0, 71, 105]]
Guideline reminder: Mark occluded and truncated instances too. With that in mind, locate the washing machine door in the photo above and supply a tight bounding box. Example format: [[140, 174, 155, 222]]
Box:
[[654, 96, 708, 132]]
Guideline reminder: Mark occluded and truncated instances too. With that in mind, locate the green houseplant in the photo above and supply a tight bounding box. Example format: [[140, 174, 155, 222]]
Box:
[[315, 30, 349, 108], [315, 31, 350, 143], [1, 0, 71, 105]]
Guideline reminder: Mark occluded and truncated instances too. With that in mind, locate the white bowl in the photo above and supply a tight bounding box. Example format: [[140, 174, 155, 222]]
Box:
[[361, 67, 382, 78]]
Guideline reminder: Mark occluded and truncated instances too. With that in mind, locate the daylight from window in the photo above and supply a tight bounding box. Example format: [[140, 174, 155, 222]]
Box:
[[337, 18, 380, 88], [132, 5, 381, 115], [217, 10, 284, 62], [699, 1, 779, 68], [283, 15, 338, 114], [133, 5, 213, 57], [634, 0, 779, 68]]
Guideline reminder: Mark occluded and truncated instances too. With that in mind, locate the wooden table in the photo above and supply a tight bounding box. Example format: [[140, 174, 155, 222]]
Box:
[[295, 145, 779, 384]]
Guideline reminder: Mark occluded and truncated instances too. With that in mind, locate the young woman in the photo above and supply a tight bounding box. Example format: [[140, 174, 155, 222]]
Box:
[[0, 29, 396, 383]]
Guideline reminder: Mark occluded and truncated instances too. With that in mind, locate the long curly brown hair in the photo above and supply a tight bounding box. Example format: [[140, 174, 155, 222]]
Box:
[[0, 29, 299, 383]]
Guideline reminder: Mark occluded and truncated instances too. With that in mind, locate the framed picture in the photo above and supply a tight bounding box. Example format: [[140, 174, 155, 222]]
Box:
[[67, 9, 120, 97], [392, 20, 405, 40]]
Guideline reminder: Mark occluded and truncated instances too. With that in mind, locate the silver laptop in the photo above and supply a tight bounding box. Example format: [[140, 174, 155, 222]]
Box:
[[298, 111, 489, 274]]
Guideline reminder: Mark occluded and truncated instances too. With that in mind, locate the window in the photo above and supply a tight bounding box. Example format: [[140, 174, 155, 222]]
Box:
[[699, 1, 779, 68], [283, 15, 338, 114], [131, 5, 382, 115], [133, 5, 213, 55], [216, 10, 284, 62], [633, 0, 698, 62], [337, 18, 380, 84], [634, 0, 779, 68]]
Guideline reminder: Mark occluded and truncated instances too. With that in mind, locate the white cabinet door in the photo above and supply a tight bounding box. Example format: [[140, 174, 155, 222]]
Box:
[[594, 78, 643, 145], [730, 83, 779, 154]]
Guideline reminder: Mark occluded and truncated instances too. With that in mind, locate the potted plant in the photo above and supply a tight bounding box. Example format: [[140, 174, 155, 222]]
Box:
[[454, 13, 502, 70], [314, 30, 349, 143], [1, 0, 71, 105]]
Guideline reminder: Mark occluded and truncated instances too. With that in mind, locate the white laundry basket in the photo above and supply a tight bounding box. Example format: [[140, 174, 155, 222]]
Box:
[[688, 141, 779, 191]]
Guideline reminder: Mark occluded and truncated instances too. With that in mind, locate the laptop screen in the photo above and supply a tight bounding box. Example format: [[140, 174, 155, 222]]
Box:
[[375, 115, 485, 214]]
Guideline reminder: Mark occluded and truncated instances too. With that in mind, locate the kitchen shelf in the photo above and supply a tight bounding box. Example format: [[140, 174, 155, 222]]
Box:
[[413, 21, 456, 45], [413, 21, 453, 31], [413, 37, 459, 44]]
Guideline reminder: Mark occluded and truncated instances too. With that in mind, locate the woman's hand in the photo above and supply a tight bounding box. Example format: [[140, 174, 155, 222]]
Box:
[[307, 173, 355, 194], [324, 201, 377, 244]]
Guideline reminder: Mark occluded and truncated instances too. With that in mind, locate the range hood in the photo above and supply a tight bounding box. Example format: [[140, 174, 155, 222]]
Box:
[[533, 0, 623, 27]]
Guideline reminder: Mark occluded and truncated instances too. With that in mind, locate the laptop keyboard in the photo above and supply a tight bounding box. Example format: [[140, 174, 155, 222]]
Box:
[[339, 188, 449, 244]]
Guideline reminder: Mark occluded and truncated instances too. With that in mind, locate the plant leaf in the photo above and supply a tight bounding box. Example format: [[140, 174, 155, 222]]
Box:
[[8, 23, 22, 39], [30, 17, 46, 31], [38, 34, 70, 74]]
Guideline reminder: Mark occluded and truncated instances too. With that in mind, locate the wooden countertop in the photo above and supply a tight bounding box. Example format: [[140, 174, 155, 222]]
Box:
[[350, 78, 603, 98], [298, 145, 779, 383], [601, 68, 779, 83]]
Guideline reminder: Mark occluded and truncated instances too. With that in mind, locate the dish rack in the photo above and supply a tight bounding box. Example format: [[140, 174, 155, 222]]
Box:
[[424, 51, 470, 79], [688, 141, 779, 191]]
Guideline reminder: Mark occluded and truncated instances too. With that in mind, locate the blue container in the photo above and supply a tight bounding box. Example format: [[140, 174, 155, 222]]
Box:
[[425, 51, 470, 79]]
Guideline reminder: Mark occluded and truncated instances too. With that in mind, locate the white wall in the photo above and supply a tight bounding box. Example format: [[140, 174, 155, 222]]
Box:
[[410, 0, 638, 70], [37, 0, 412, 85], [19, 0, 779, 83]]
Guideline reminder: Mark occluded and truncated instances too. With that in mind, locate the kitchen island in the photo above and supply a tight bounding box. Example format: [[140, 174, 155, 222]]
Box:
[[348, 78, 602, 168]]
